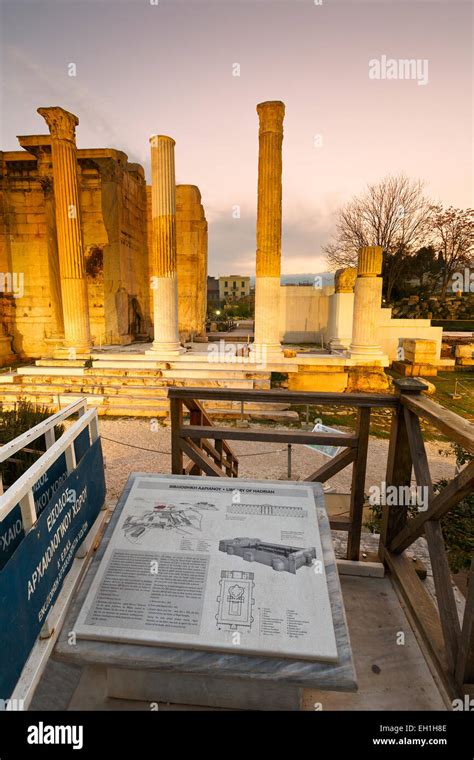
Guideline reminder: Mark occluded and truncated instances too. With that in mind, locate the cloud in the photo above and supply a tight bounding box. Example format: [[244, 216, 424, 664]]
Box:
[[208, 203, 333, 276]]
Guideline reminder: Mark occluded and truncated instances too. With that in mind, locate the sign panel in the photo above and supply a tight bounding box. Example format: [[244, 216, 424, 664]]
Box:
[[0, 438, 106, 700], [74, 475, 338, 662], [0, 427, 91, 570], [306, 422, 344, 458]]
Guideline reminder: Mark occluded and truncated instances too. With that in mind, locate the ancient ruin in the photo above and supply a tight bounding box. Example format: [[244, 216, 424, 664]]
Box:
[[0, 100, 454, 409]]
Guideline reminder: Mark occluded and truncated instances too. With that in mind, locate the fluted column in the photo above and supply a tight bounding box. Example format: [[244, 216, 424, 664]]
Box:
[[37, 107, 91, 354], [148, 135, 183, 355], [349, 246, 384, 358], [253, 101, 285, 360]]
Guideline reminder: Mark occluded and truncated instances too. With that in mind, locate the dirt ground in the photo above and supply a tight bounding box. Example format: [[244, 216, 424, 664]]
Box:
[[97, 417, 458, 511]]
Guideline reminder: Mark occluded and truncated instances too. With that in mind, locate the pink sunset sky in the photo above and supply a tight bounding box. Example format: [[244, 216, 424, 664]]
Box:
[[0, 0, 472, 276]]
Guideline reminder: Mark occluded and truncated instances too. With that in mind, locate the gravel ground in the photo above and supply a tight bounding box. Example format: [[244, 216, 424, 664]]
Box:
[[97, 418, 458, 511]]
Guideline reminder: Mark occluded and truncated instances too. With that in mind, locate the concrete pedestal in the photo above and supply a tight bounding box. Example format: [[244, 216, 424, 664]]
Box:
[[106, 666, 301, 710]]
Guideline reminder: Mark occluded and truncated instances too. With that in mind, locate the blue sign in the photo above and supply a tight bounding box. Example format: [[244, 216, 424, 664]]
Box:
[[0, 427, 90, 570], [0, 437, 106, 700]]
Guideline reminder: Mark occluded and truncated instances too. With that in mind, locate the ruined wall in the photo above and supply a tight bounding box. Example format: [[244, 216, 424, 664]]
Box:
[[176, 185, 208, 340], [0, 142, 151, 358], [147, 184, 208, 342], [78, 151, 151, 346], [0, 149, 61, 358], [279, 285, 334, 343]]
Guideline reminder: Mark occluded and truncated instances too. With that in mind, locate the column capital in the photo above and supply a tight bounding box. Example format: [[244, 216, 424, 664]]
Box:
[[150, 135, 176, 148], [357, 246, 383, 277], [335, 267, 357, 293], [37, 107, 79, 141], [257, 101, 285, 133]]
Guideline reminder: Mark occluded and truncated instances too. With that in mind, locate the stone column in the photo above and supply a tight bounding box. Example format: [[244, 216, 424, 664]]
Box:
[[349, 246, 385, 359], [328, 267, 357, 351], [253, 101, 285, 361], [148, 136, 183, 356], [37, 107, 91, 354]]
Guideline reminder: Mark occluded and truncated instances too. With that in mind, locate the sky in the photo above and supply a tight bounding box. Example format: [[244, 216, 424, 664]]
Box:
[[0, 0, 472, 276]]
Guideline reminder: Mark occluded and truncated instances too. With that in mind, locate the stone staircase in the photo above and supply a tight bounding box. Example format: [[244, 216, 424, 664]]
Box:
[[0, 353, 298, 421]]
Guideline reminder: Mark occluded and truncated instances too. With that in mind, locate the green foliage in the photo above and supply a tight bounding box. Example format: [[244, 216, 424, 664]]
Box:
[[438, 444, 473, 573], [0, 400, 64, 490]]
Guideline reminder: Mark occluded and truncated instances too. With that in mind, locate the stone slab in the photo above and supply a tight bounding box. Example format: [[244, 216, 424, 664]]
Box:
[[53, 476, 356, 700], [106, 666, 302, 710], [337, 559, 385, 578], [73, 475, 338, 662]]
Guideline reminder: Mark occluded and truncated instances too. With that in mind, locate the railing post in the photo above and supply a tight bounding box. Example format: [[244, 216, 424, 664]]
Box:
[[379, 379, 427, 563], [215, 439, 224, 474], [170, 397, 184, 475], [347, 406, 371, 561], [189, 407, 202, 475], [455, 557, 474, 690]]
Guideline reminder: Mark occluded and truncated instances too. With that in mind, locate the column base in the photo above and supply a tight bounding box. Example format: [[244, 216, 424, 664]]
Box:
[[329, 338, 351, 352], [250, 342, 283, 368], [51, 345, 92, 360], [347, 349, 389, 367], [146, 342, 186, 358]]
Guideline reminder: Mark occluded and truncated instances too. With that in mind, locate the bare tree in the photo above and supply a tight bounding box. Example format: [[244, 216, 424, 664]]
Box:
[[324, 175, 432, 301], [427, 205, 474, 296]]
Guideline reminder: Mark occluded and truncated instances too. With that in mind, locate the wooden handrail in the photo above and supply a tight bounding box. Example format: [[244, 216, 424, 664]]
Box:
[[181, 425, 357, 447], [168, 386, 398, 407], [379, 378, 473, 697], [401, 393, 474, 454], [168, 379, 473, 696]]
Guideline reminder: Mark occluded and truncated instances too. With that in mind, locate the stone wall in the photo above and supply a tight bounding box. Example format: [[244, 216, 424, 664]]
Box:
[[279, 285, 334, 343], [0, 149, 60, 358], [0, 140, 151, 359], [146, 183, 208, 342]]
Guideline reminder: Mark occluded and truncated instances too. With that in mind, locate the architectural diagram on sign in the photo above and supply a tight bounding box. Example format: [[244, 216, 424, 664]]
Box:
[[216, 570, 255, 631], [227, 503, 307, 518], [219, 538, 316, 574], [122, 501, 218, 542]]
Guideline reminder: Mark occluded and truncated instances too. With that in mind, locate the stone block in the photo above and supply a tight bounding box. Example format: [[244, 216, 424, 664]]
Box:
[[392, 361, 438, 377], [455, 344, 474, 358], [288, 369, 348, 392], [402, 338, 437, 363], [346, 366, 391, 391]]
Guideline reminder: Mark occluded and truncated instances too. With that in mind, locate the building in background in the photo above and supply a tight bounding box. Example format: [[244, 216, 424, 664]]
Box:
[[207, 276, 220, 311], [219, 275, 250, 303]]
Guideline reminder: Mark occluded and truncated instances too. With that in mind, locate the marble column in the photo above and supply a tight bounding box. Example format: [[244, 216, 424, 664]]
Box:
[[148, 135, 183, 356], [253, 101, 285, 361], [37, 107, 91, 354], [349, 246, 384, 358]]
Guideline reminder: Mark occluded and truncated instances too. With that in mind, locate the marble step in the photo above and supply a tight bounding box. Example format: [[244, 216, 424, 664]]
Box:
[[18, 365, 271, 382], [8, 370, 267, 389]]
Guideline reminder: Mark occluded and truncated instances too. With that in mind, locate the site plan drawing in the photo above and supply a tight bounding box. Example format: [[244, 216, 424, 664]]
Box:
[[73, 475, 338, 662]]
